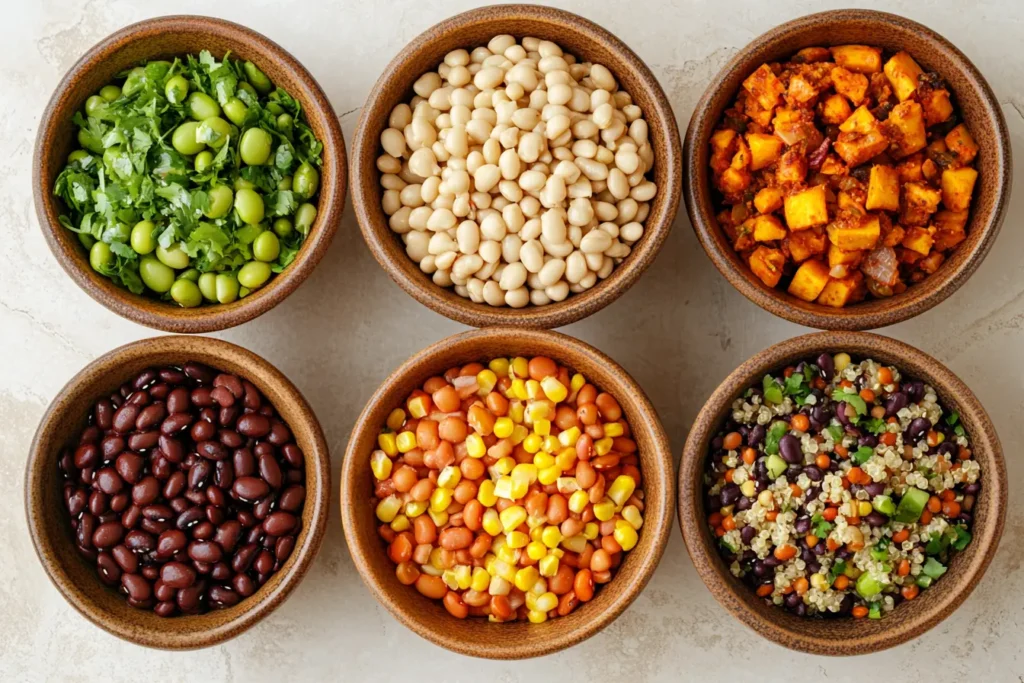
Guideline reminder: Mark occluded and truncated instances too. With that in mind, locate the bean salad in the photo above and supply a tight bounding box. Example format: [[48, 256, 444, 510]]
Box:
[[703, 352, 979, 619]]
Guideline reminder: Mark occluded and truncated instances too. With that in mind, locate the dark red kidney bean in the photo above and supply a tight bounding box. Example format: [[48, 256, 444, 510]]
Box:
[[253, 496, 274, 520], [214, 521, 241, 553], [199, 407, 218, 423], [279, 486, 305, 514], [153, 601, 176, 617], [192, 521, 215, 540], [97, 511, 119, 525], [128, 431, 159, 451], [60, 451, 78, 477], [232, 573, 256, 597], [259, 405, 274, 417], [189, 460, 212, 490], [141, 565, 160, 581], [140, 518, 171, 535], [176, 507, 205, 530], [160, 368, 187, 384], [206, 485, 226, 508], [254, 442, 274, 459], [149, 383, 170, 400], [214, 374, 244, 398], [142, 504, 175, 522], [160, 562, 197, 589], [97, 552, 122, 586], [184, 362, 214, 384], [133, 369, 158, 390], [191, 420, 216, 442], [167, 387, 190, 414], [184, 488, 206, 507], [242, 381, 261, 410], [191, 387, 214, 407], [110, 492, 129, 513], [281, 444, 304, 469], [76, 512, 96, 549], [210, 386, 235, 408], [206, 505, 226, 526], [112, 403, 139, 434], [95, 399, 115, 430], [218, 405, 240, 426], [258, 454, 282, 489], [208, 585, 240, 608], [236, 414, 271, 438], [189, 541, 223, 563], [160, 413, 191, 435], [101, 435, 124, 460], [218, 429, 243, 448], [231, 544, 259, 573], [95, 468, 123, 495], [79, 425, 102, 445], [169, 497, 190, 514], [132, 477, 160, 506], [151, 456, 172, 480], [157, 529, 187, 556], [211, 562, 232, 581], [254, 550, 275, 575], [233, 449, 255, 477], [121, 504, 141, 529], [263, 512, 297, 536], [127, 597, 156, 610], [176, 581, 206, 613], [136, 403, 166, 431], [88, 491, 108, 516], [158, 435, 184, 463], [236, 511, 257, 528], [154, 580, 176, 602], [267, 421, 291, 445], [275, 536, 295, 562], [246, 525, 265, 545], [67, 488, 88, 516], [74, 444, 99, 469], [127, 390, 150, 407], [93, 521, 124, 548], [214, 460, 234, 489], [193, 561, 213, 575], [116, 452, 144, 484], [119, 383, 132, 398], [197, 440, 228, 461], [76, 544, 98, 561], [163, 472, 186, 499], [78, 467, 94, 486], [111, 544, 138, 573], [233, 477, 269, 501], [110, 392, 123, 407], [121, 573, 151, 601]]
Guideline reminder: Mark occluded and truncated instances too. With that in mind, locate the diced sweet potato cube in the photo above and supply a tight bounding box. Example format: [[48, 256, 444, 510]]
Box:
[[901, 182, 943, 225], [710, 129, 738, 174], [945, 124, 979, 165], [884, 52, 924, 102], [829, 243, 863, 268], [817, 272, 866, 307], [788, 259, 831, 301], [794, 47, 832, 63], [784, 185, 828, 231], [882, 222, 906, 248], [788, 75, 819, 106], [866, 165, 901, 212], [932, 210, 969, 251], [834, 129, 890, 167], [749, 246, 786, 288], [896, 153, 924, 183], [838, 106, 877, 134], [901, 226, 935, 255], [751, 214, 788, 242], [820, 154, 846, 175], [821, 94, 853, 125], [786, 227, 827, 262], [838, 190, 865, 213], [921, 89, 954, 126], [941, 167, 978, 211], [828, 214, 881, 250], [919, 250, 946, 274], [922, 158, 940, 182], [776, 148, 808, 185], [718, 167, 751, 195], [743, 64, 785, 110], [830, 45, 883, 74], [831, 67, 869, 105], [754, 187, 785, 214], [731, 138, 751, 169], [747, 133, 784, 171], [887, 101, 927, 158]]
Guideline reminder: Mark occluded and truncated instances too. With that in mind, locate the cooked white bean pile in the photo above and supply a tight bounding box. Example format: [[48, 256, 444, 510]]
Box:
[[377, 34, 657, 308]]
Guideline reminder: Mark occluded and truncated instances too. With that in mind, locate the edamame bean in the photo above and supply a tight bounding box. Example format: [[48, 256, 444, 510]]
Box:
[[277, 176, 292, 191], [272, 217, 293, 238], [198, 116, 231, 148], [240, 128, 272, 165], [121, 67, 147, 97], [177, 268, 200, 282], [164, 75, 189, 104], [253, 231, 281, 262], [294, 203, 317, 234], [106, 222, 132, 243], [276, 114, 293, 135], [223, 97, 248, 125], [78, 129, 104, 154], [99, 84, 121, 102], [194, 150, 214, 173], [238, 261, 271, 289], [243, 61, 273, 94], [130, 220, 156, 255], [139, 256, 175, 293], [266, 102, 284, 116], [234, 177, 256, 192], [78, 232, 96, 250], [234, 188, 265, 225], [156, 244, 190, 269], [293, 162, 320, 199], [170, 279, 202, 307], [89, 241, 114, 272], [187, 92, 221, 121], [198, 273, 217, 301], [215, 273, 240, 303], [171, 122, 206, 155], [85, 95, 106, 117], [237, 81, 258, 100], [68, 149, 91, 166], [205, 185, 234, 219]]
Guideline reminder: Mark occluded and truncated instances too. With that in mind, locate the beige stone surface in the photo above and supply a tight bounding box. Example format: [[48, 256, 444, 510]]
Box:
[[2, 0, 1022, 680]]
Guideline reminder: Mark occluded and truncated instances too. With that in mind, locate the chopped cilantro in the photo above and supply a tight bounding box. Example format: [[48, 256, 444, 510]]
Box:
[[852, 446, 875, 465], [952, 525, 972, 551], [811, 512, 834, 537], [763, 375, 783, 405], [825, 424, 844, 442], [945, 411, 960, 426], [828, 559, 846, 584], [764, 421, 789, 455], [832, 389, 868, 416], [863, 417, 887, 435]]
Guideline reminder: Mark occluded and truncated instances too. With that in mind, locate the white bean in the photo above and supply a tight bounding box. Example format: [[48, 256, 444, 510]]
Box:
[[483, 281, 506, 306], [530, 289, 551, 306], [433, 269, 453, 287], [584, 251, 604, 272], [505, 287, 530, 308], [480, 213, 507, 241], [620, 221, 644, 243], [538, 258, 566, 287], [408, 148, 439, 178], [499, 262, 528, 290], [545, 280, 570, 302], [520, 239, 544, 273], [580, 228, 612, 254], [502, 234, 523, 262], [427, 232, 457, 255], [457, 220, 481, 254], [479, 239, 502, 264], [434, 250, 457, 270], [474, 164, 501, 193], [540, 209, 567, 244], [631, 181, 657, 202], [405, 231, 429, 260], [590, 64, 616, 91]]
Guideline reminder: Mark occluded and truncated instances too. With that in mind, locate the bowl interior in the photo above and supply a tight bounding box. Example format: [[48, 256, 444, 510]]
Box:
[[341, 328, 673, 658], [685, 10, 1010, 330], [352, 5, 680, 328], [26, 336, 330, 649], [34, 16, 345, 333], [679, 332, 1006, 654]]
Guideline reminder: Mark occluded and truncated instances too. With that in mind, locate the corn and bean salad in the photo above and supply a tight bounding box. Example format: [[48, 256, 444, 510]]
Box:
[[703, 352, 979, 618], [372, 356, 644, 622], [710, 45, 978, 307]]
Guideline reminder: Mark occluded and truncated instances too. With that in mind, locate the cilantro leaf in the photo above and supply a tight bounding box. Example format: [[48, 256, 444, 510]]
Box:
[[852, 446, 875, 465], [945, 412, 960, 426], [828, 559, 846, 583], [763, 374, 783, 405], [863, 417, 887, 435], [832, 389, 867, 416], [764, 421, 788, 455], [952, 526, 972, 551], [825, 424, 844, 442], [811, 512, 834, 537]]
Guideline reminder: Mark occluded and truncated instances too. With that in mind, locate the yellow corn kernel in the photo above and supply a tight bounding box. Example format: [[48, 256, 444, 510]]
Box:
[[526, 401, 550, 423], [613, 520, 639, 551], [595, 437, 614, 456], [530, 526, 544, 542], [555, 449, 576, 471], [370, 450, 393, 480], [834, 352, 851, 373], [429, 547, 445, 570], [558, 426, 581, 447], [583, 522, 599, 540], [535, 591, 558, 612], [466, 433, 486, 458], [438, 466, 461, 490], [538, 465, 561, 486], [740, 480, 757, 498], [568, 490, 590, 514], [428, 508, 449, 527], [541, 525, 563, 549], [514, 566, 540, 592], [396, 431, 417, 453], [622, 505, 644, 530], [528, 609, 548, 624], [493, 476, 513, 500], [539, 554, 559, 578], [407, 395, 430, 419], [377, 432, 398, 457], [500, 505, 527, 533], [533, 452, 556, 469], [570, 373, 586, 393], [457, 565, 473, 590], [522, 434, 543, 454], [526, 379, 543, 400], [489, 575, 511, 596], [594, 500, 616, 521], [810, 572, 829, 592], [375, 495, 401, 523], [491, 534, 506, 553], [512, 463, 538, 484], [550, 547, 564, 559], [510, 479, 528, 501], [540, 376, 568, 403], [495, 456, 516, 475], [496, 544, 518, 565], [386, 408, 406, 431], [430, 487, 453, 513], [404, 500, 427, 518], [389, 514, 410, 532], [542, 436, 561, 454], [511, 378, 528, 400], [561, 535, 588, 553], [442, 569, 459, 590], [857, 501, 873, 517], [506, 530, 529, 548], [526, 541, 548, 561], [526, 515, 545, 530], [533, 418, 551, 436], [471, 567, 491, 592], [493, 417, 514, 439], [482, 508, 502, 536], [557, 477, 580, 495], [603, 422, 625, 438], [488, 358, 511, 378], [477, 369, 498, 394], [607, 475, 637, 507], [509, 401, 525, 424], [512, 357, 529, 378], [510, 424, 529, 445], [477, 479, 497, 507]]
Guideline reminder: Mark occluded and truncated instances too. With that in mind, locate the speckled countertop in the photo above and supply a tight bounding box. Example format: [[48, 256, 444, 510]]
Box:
[[2, 0, 1021, 680]]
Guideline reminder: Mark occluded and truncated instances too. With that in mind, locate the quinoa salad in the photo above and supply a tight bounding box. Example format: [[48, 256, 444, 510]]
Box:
[[703, 352, 980, 619]]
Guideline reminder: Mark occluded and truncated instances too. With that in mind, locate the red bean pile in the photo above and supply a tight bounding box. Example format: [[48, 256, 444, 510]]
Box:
[[59, 363, 306, 617]]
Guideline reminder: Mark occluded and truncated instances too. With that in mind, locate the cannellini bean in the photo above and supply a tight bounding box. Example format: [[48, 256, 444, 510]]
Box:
[[452, 254, 484, 279], [474, 164, 501, 193], [389, 206, 412, 234], [518, 132, 544, 163], [530, 289, 551, 306], [538, 258, 566, 286], [434, 250, 457, 270], [405, 231, 429, 260], [433, 269, 453, 287], [426, 208, 457, 232], [520, 239, 544, 273], [457, 221, 481, 254], [499, 262, 528, 291], [520, 218, 542, 241], [607, 169, 630, 200], [382, 189, 401, 216], [413, 72, 442, 97], [427, 232, 457, 255], [590, 64, 616, 91], [381, 128, 407, 158], [541, 210, 567, 244], [498, 149, 521, 180], [408, 148, 439, 178], [585, 251, 605, 272], [565, 250, 587, 284], [566, 197, 593, 226], [419, 254, 437, 274], [377, 155, 402, 174], [518, 170, 546, 193], [480, 213, 507, 241], [546, 280, 570, 301], [389, 103, 412, 129], [580, 228, 613, 254], [620, 221, 644, 243], [505, 287, 530, 308], [541, 236, 573, 258], [607, 241, 631, 259], [631, 181, 657, 202], [467, 278, 485, 303], [539, 174, 567, 207], [482, 281, 505, 306], [502, 234, 523, 262]]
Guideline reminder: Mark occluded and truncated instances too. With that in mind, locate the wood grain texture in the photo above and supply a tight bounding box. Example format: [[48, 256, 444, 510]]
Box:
[[24, 336, 331, 649], [340, 327, 674, 658], [678, 331, 1006, 655], [350, 5, 682, 328], [32, 15, 347, 333], [683, 9, 1012, 330]]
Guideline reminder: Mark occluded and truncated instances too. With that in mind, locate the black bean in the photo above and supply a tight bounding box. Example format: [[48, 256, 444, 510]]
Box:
[[779, 434, 802, 464], [816, 353, 834, 380], [907, 417, 932, 442], [865, 511, 888, 527], [884, 392, 908, 417]]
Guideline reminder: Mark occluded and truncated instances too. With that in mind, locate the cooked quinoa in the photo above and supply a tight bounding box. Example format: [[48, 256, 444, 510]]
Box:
[[703, 352, 979, 619]]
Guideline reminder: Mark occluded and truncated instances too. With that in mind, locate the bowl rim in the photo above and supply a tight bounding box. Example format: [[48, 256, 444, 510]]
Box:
[[350, 3, 682, 328], [24, 335, 332, 649], [340, 326, 675, 658], [683, 8, 1013, 331], [31, 14, 347, 333], [677, 330, 1007, 655]]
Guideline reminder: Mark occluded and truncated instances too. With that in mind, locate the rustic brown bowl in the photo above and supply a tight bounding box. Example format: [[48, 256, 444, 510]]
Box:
[[25, 336, 331, 649], [350, 5, 682, 328], [678, 331, 1006, 655], [341, 327, 674, 658], [32, 16, 346, 333], [684, 9, 1012, 330]]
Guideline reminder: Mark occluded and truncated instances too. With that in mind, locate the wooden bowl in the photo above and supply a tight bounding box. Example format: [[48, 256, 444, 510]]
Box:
[[678, 331, 1006, 655], [684, 10, 1012, 330], [350, 5, 681, 328], [341, 327, 674, 658], [32, 16, 346, 333], [25, 336, 331, 649]]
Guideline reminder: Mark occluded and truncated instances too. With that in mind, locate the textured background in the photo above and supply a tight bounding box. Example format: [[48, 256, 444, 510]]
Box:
[[2, 1, 1021, 680]]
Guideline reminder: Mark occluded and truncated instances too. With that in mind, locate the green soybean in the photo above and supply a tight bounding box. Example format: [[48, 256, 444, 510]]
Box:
[[194, 150, 214, 173], [240, 128, 272, 165], [187, 92, 221, 121], [295, 202, 318, 234], [234, 188, 265, 225], [266, 102, 284, 116], [198, 116, 232, 148], [215, 273, 240, 304], [243, 61, 273, 94], [139, 256, 175, 293], [223, 97, 248, 125], [238, 261, 272, 289], [89, 241, 114, 272], [99, 84, 122, 102], [165, 74, 189, 104], [85, 95, 106, 117], [171, 122, 206, 155], [205, 185, 234, 219], [273, 217, 293, 238], [277, 175, 292, 191], [177, 268, 201, 282], [130, 220, 156, 254], [170, 279, 203, 307], [293, 162, 320, 199], [198, 272, 218, 301], [234, 177, 256, 192], [276, 113, 293, 135], [121, 67, 147, 97], [237, 81, 258, 101], [253, 231, 281, 262], [156, 243, 190, 269], [78, 128, 104, 154]]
